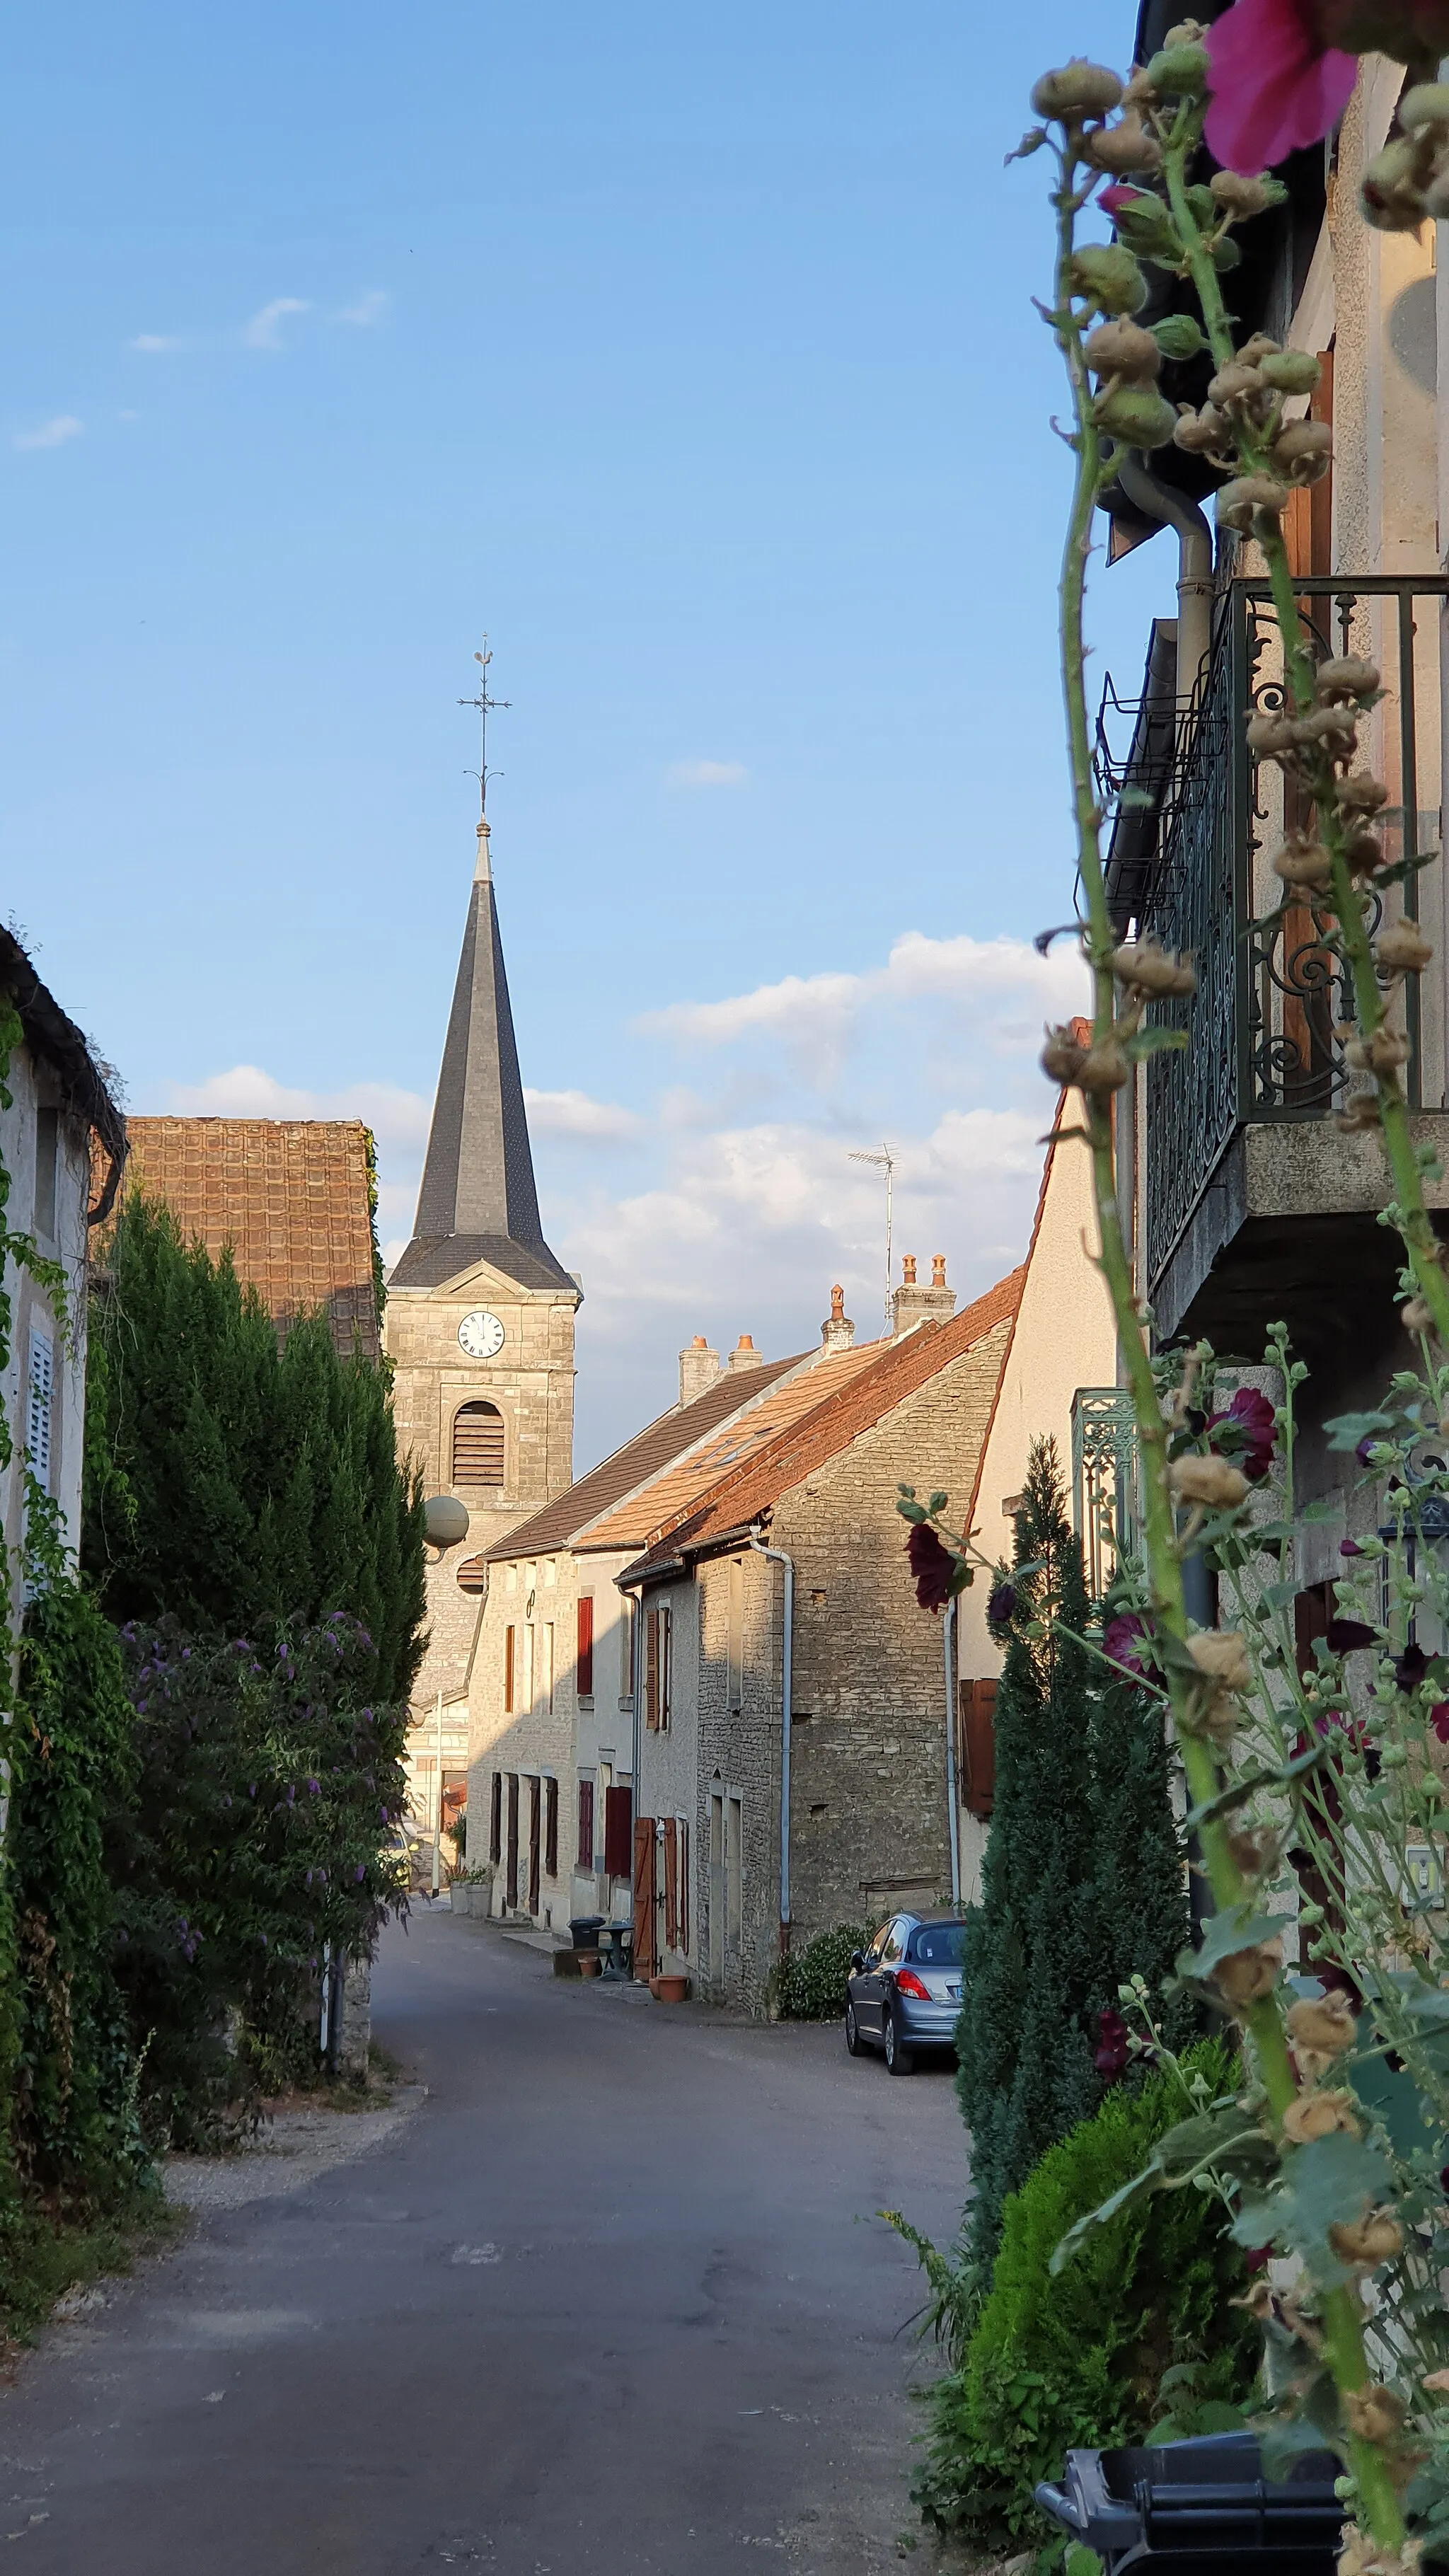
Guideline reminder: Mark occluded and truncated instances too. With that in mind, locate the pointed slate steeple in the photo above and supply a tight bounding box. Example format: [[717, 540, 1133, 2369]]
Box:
[[390, 818, 575, 1295]]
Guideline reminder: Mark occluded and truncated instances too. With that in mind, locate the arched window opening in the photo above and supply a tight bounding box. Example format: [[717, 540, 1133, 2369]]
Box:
[[453, 1400, 504, 1488]]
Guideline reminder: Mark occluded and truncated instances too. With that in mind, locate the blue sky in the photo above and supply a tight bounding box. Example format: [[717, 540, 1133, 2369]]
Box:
[[6, 0, 1169, 1465]]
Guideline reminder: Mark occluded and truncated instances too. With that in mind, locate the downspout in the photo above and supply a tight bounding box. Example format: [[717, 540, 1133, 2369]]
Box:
[[1114, 451, 1214, 718], [942, 1598, 962, 1908], [749, 1530, 794, 1947]]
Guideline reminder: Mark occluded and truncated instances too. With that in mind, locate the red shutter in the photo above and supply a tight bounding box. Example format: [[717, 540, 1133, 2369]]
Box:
[[633, 1815, 657, 1979], [959, 1680, 997, 1819], [577, 1596, 594, 1698], [603, 1783, 633, 1878], [663, 1818, 679, 1948], [545, 1776, 559, 1878], [577, 1778, 595, 1870], [504, 1625, 515, 1714]]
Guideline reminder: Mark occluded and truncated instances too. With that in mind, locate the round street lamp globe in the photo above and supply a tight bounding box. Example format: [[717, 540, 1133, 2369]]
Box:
[[424, 1494, 470, 1550]]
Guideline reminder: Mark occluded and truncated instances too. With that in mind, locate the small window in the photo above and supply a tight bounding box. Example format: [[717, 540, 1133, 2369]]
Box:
[[453, 1401, 504, 1486], [577, 1596, 594, 1698], [25, 1329, 53, 1489], [577, 1777, 596, 1870], [456, 1554, 487, 1595], [33, 1107, 57, 1242], [504, 1624, 516, 1714], [881, 1920, 905, 1965]]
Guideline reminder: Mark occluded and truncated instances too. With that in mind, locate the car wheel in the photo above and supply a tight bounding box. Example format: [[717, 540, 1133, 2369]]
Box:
[[884, 2006, 913, 2077], [845, 1999, 864, 2057]]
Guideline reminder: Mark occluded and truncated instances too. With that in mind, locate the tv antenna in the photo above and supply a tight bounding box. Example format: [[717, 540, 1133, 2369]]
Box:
[[848, 1144, 896, 1336], [458, 640, 510, 816]]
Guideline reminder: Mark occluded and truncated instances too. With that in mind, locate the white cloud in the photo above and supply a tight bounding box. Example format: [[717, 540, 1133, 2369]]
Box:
[[666, 758, 748, 788], [523, 1087, 642, 1142], [129, 333, 183, 354], [13, 415, 83, 452], [241, 297, 310, 352], [337, 290, 389, 327]]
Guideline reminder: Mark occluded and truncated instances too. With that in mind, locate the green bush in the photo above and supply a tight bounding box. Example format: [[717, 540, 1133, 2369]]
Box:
[[914, 2040, 1257, 2546], [773, 1921, 877, 2021]]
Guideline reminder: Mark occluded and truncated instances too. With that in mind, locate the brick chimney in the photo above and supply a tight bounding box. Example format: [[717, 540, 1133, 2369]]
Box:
[[819, 1283, 854, 1355], [727, 1332, 766, 1374], [892, 1253, 956, 1339], [679, 1335, 720, 1406]]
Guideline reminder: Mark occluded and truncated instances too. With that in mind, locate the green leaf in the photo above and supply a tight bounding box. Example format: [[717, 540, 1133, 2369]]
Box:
[[1124, 1026, 1190, 1061], [1324, 1409, 1393, 1452], [1179, 1907, 1291, 1982], [1240, 2132, 1391, 2274]]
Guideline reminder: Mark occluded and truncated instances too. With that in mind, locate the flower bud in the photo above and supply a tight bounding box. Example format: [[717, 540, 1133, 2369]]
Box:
[[1041, 1024, 1087, 1083], [1281, 2086, 1362, 2144], [1378, 918, 1433, 973], [1162, 18, 1206, 42], [1368, 1024, 1411, 1072], [1272, 837, 1333, 890], [1188, 1629, 1252, 1692], [1070, 243, 1148, 314], [1343, 827, 1383, 877], [1112, 939, 1196, 997], [1146, 40, 1209, 94], [1403, 1296, 1434, 1334], [1237, 332, 1281, 364], [1032, 60, 1125, 121], [1210, 171, 1276, 219], [1272, 418, 1333, 485], [1213, 1939, 1281, 2009], [1216, 475, 1290, 531], [1286, 1992, 1357, 2060], [1337, 1091, 1382, 1132], [1293, 703, 1357, 753], [1247, 712, 1301, 758], [1152, 313, 1206, 360], [1207, 359, 1264, 407], [1087, 112, 1163, 175], [1337, 773, 1390, 815], [1076, 1038, 1130, 1094], [1397, 83, 1449, 133], [1170, 1454, 1249, 1508], [1084, 317, 1162, 380], [1172, 403, 1229, 455], [1362, 136, 1429, 231], [1315, 656, 1380, 703], [1344, 2384, 1407, 2446], [1257, 348, 1322, 394], [1095, 382, 1179, 446]]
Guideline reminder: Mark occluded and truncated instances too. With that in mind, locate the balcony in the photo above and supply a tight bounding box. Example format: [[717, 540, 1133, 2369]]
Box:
[[1099, 573, 1449, 1377]]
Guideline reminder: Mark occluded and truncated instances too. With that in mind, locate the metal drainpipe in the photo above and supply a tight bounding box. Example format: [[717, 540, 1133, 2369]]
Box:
[[749, 1530, 794, 1944], [1115, 451, 1213, 718], [943, 1599, 962, 1908]]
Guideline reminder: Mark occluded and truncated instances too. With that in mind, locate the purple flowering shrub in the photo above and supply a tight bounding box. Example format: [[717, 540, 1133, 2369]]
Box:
[[108, 1611, 410, 2136]]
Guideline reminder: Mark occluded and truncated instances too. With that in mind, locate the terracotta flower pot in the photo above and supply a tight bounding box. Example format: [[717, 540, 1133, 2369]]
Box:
[[651, 1973, 691, 2004], [577, 1952, 604, 1978]]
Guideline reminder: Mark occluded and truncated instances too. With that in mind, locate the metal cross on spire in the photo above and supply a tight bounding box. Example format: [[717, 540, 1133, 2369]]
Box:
[[457, 639, 511, 816]]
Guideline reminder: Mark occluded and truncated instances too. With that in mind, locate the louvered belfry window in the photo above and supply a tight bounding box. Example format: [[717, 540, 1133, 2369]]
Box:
[[452, 1400, 504, 1488]]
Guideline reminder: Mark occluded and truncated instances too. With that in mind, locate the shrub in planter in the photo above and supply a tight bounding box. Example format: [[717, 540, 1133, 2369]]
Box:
[[772, 1921, 877, 2021], [913, 2039, 1257, 2546]]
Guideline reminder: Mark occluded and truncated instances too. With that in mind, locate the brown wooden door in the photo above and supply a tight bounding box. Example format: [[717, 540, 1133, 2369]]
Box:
[[528, 1777, 541, 1912], [959, 1680, 997, 1819], [505, 1774, 519, 1908], [633, 1815, 657, 1979]]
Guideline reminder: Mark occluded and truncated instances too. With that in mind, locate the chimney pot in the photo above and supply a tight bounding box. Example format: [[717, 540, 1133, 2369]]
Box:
[[830, 1283, 845, 1320], [932, 1254, 947, 1287], [727, 1333, 766, 1374], [901, 1254, 917, 1286], [820, 1283, 855, 1355]]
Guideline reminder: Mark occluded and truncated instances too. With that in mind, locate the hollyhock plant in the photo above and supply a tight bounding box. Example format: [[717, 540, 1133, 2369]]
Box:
[[1203, 0, 1356, 173], [906, 1520, 959, 1613], [1102, 1609, 1155, 1684], [1206, 1385, 1277, 1482]]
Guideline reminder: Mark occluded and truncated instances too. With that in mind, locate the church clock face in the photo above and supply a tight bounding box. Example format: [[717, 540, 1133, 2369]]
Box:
[[458, 1307, 505, 1361]]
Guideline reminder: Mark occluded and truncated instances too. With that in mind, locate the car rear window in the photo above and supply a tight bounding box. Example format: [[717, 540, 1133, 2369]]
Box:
[[908, 1924, 966, 1965]]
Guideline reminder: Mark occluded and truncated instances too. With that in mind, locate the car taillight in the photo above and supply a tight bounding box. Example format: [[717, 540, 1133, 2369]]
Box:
[[894, 1970, 930, 2001]]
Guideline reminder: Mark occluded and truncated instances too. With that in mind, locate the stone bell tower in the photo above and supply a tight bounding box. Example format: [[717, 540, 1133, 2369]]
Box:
[[384, 807, 579, 1739]]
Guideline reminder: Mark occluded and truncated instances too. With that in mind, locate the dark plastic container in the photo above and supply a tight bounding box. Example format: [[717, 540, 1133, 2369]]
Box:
[[569, 1915, 606, 1951], [1035, 2432, 1344, 2576]]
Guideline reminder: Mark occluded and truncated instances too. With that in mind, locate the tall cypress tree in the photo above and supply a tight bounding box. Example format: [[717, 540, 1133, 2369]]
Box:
[[957, 1438, 1097, 2264], [83, 1196, 426, 1705], [1085, 1646, 1191, 2050]]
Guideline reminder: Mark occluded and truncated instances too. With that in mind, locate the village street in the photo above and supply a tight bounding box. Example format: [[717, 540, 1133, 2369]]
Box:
[[0, 1910, 966, 2574]]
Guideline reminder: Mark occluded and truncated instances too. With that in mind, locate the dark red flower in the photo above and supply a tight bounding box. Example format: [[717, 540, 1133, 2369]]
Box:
[[906, 1522, 957, 1615], [1245, 2243, 1274, 2274], [1098, 182, 1153, 219], [1327, 1618, 1376, 1652], [1431, 1702, 1449, 1745], [987, 1581, 1017, 1630], [1339, 1539, 1363, 1559], [1203, 0, 1357, 174], [1103, 1611, 1155, 1685], [1395, 1640, 1429, 1693], [1094, 2007, 1131, 2083], [1207, 1386, 1277, 1484]]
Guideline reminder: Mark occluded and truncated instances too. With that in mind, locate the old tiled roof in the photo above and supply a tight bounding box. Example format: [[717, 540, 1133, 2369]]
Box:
[[579, 1339, 894, 1556], [0, 927, 127, 1223], [616, 1266, 1027, 1580], [388, 1232, 576, 1297], [119, 1116, 381, 1360], [485, 1353, 809, 1564]]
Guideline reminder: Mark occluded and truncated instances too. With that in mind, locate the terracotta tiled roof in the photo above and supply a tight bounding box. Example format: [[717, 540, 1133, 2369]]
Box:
[[117, 1117, 381, 1360], [483, 1353, 807, 1564], [615, 1266, 1027, 1580]]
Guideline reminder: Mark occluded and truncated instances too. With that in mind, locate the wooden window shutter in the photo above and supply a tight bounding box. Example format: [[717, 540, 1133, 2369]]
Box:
[[959, 1679, 997, 1820], [577, 1595, 594, 1697], [676, 1818, 688, 1949], [577, 1777, 595, 1869], [633, 1815, 657, 1980], [661, 1605, 671, 1729], [645, 1610, 660, 1730], [544, 1776, 559, 1878], [452, 1400, 504, 1487], [663, 1818, 679, 1947], [504, 1625, 515, 1714], [528, 1777, 541, 1911], [490, 1770, 502, 1864], [506, 1774, 520, 1907], [604, 1782, 633, 1878]]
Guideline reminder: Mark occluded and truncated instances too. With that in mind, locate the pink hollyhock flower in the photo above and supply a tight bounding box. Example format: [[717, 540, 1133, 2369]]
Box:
[[1203, 0, 1356, 173], [1103, 1610, 1155, 1685], [1207, 1385, 1277, 1483], [1098, 182, 1154, 219]]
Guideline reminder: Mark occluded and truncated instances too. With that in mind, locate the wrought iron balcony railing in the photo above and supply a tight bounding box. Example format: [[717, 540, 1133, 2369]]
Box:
[[1097, 574, 1449, 1292], [1070, 1385, 1138, 1601]]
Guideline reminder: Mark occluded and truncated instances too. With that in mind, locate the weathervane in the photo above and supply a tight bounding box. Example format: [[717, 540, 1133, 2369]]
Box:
[[458, 639, 511, 816]]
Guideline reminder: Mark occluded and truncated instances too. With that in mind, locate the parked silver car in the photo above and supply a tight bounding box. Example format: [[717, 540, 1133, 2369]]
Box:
[[844, 1912, 966, 2074]]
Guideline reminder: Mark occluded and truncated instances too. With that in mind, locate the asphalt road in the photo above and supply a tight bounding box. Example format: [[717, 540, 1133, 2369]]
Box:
[[0, 1907, 967, 2574]]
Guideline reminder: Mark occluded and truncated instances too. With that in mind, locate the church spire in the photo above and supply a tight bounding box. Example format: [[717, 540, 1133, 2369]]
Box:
[[389, 802, 575, 1297]]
